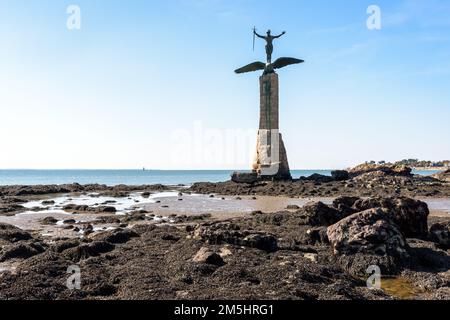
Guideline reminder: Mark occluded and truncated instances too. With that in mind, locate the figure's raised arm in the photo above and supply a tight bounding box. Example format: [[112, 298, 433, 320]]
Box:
[[274, 31, 286, 39], [254, 30, 265, 39]]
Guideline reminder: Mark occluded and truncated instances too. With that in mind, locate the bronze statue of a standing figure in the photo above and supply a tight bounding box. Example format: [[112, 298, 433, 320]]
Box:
[[254, 29, 286, 64], [235, 28, 303, 75]]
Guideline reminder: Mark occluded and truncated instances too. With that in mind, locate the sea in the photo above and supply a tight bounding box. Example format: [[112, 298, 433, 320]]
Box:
[[0, 169, 442, 186]]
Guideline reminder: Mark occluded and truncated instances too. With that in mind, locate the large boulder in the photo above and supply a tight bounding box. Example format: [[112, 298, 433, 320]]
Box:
[[429, 222, 450, 249], [352, 197, 429, 238], [327, 208, 408, 256], [301, 202, 341, 226], [327, 208, 409, 275]]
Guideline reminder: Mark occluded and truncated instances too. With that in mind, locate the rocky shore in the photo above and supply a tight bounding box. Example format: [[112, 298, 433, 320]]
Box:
[[191, 164, 450, 198], [0, 183, 170, 198], [0, 164, 448, 300]]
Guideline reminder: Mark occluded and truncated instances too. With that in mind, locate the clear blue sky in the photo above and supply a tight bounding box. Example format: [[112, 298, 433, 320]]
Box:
[[0, 0, 449, 169]]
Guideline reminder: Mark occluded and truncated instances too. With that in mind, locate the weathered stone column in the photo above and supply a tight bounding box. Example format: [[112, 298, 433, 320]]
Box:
[[252, 73, 291, 180], [259, 73, 279, 130]]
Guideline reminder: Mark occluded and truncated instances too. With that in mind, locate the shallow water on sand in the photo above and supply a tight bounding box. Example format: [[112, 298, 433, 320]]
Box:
[[143, 194, 333, 219], [0, 192, 333, 231], [0, 192, 176, 234], [381, 277, 423, 300], [21, 192, 164, 213], [423, 198, 450, 215], [0, 192, 449, 236]]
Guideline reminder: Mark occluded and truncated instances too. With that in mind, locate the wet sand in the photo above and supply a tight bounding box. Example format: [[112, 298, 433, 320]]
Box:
[[0, 192, 334, 236], [141, 193, 335, 220], [422, 198, 450, 217], [0, 191, 448, 235]]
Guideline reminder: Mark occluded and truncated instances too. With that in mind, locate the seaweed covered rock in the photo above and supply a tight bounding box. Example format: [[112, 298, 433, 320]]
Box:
[[40, 217, 58, 225], [331, 170, 350, 181], [0, 223, 33, 244], [0, 241, 47, 262], [298, 227, 329, 245], [429, 222, 450, 249], [63, 204, 116, 214], [192, 223, 278, 252], [90, 228, 139, 244], [301, 202, 341, 226], [332, 196, 360, 217], [299, 174, 334, 183], [62, 241, 115, 261]]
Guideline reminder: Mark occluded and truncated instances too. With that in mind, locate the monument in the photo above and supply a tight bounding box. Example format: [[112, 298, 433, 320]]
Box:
[[234, 29, 303, 181]]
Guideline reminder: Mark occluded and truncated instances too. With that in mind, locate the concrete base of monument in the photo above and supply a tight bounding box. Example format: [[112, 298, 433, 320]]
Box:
[[232, 131, 292, 184], [252, 132, 292, 181]]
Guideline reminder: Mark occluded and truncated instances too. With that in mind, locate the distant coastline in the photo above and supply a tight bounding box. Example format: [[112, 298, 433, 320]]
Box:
[[412, 166, 449, 171]]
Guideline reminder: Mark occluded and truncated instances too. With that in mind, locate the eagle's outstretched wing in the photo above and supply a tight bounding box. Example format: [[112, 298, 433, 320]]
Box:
[[235, 61, 266, 74], [272, 57, 304, 70]]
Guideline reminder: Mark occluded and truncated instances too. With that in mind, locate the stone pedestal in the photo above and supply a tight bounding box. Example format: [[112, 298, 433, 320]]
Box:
[[252, 73, 291, 180]]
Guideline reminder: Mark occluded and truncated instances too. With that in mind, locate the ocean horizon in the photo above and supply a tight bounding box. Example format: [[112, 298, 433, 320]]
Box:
[[0, 169, 441, 186]]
